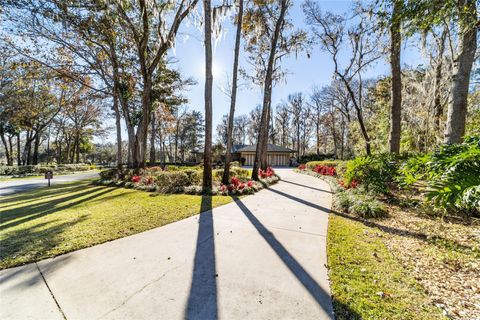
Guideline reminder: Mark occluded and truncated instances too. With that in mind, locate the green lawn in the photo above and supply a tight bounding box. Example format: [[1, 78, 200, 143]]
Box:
[[327, 214, 446, 320], [0, 179, 233, 269]]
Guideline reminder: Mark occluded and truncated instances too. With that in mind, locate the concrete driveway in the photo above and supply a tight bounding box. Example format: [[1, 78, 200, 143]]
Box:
[[0, 169, 334, 320], [0, 172, 100, 196]]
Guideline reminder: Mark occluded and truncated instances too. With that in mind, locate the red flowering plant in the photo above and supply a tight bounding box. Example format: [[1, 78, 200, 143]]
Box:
[[298, 164, 307, 170], [132, 175, 141, 183], [231, 176, 241, 187], [219, 177, 256, 195], [313, 165, 336, 176], [339, 179, 358, 189], [259, 167, 275, 178]]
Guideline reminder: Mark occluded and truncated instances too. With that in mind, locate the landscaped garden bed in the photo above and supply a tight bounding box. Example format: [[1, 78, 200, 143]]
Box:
[[295, 136, 480, 319], [97, 165, 280, 195]]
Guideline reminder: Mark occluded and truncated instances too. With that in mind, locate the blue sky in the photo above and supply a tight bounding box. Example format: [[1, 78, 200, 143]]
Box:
[[171, 0, 360, 133], [100, 0, 425, 143]]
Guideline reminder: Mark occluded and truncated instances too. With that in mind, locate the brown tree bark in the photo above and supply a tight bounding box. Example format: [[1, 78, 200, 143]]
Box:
[[202, 0, 213, 192], [444, 0, 477, 144], [0, 131, 12, 166], [149, 112, 156, 165], [112, 88, 123, 171], [252, 0, 288, 180], [433, 28, 447, 137], [388, 0, 402, 153], [16, 133, 21, 165], [222, 0, 244, 185]]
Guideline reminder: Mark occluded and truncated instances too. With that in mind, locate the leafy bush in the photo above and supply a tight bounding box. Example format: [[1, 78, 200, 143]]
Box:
[[153, 171, 192, 193], [298, 153, 335, 164], [100, 169, 117, 180], [306, 160, 344, 170], [343, 153, 398, 195], [213, 167, 250, 182], [425, 136, 480, 213], [336, 189, 387, 218]]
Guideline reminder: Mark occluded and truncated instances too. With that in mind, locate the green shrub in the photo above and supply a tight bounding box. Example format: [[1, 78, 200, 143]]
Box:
[[213, 167, 250, 182], [230, 161, 241, 167], [154, 171, 192, 193], [396, 153, 430, 189], [298, 153, 335, 164], [344, 153, 398, 195], [306, 160, 345, 170], [336, 189, 387, 218], [100, 169, 117, 180], [183, 169, 202, 185], [425, 137, 480, 212]]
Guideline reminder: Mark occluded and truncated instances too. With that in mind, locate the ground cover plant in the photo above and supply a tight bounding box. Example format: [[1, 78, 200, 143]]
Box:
[[0, 179, 234, 269]]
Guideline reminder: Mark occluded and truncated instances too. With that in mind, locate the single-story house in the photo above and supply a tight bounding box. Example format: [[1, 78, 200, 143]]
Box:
[[233, 144, 295, 166]]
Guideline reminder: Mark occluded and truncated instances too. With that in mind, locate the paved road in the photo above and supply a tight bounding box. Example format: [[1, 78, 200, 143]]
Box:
[[0, 169, 333, 320], [0, 172, 100, 196]]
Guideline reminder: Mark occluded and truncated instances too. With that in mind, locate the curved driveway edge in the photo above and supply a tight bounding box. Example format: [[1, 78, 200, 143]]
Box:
[[0, 172, 100, 196], [0, 168, 334, 320]]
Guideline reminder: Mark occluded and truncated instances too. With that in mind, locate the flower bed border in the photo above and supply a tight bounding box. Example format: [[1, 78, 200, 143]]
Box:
[[96, 168, 281, 196]]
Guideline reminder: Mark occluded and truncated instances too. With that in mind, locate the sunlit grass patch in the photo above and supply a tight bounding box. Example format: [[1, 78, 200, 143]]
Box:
[[0, 179, 233, 269], [327, 214, 445, 320]]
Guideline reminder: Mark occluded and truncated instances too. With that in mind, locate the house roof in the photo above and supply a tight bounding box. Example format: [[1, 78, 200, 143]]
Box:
[[232, 144, 247, 153], [235, 144, 295, 153]]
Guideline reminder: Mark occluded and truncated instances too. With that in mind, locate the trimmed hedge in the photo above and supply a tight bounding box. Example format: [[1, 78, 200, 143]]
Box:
[[0, 164, 94, 176]]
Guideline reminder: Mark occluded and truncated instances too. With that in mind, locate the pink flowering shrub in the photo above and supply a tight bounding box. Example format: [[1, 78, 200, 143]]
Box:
[[132, 175, 141, 183], [298, 164, 307, 170]]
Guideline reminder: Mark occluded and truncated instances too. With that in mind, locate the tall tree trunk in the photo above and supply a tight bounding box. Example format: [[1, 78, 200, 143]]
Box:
[[433, 28, 447, 138], [75, 133, 80, 163], [0, 131, 12, 166], [252, 0, 288, 180], [138, 75, 153, 169], [222, 0, 244, 185], [150, 112, 156, 165], [444, 0, 477, 144], [202, 0, 213, 192], [338, 76, 371, 155], [16, 133, 21, 165], [388, 0, 402, 153], [113, 90, 123, 171], [32, 133, 40, 165], [316, 113, 321, 156], [8, 135, 13, 166]]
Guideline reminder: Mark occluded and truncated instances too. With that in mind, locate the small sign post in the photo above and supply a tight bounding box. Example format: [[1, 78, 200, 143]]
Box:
[[45, 171, 53, 187]]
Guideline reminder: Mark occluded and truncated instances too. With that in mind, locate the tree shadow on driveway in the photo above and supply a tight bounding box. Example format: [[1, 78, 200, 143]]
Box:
[[185, 195, 217, 320], [232, 196, 334, 317]]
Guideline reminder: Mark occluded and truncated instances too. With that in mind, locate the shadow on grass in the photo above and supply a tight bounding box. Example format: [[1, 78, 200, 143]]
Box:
[[331, 298, 363, 320], [0, 181, 93, 208], [185, 195, 217, 319], [0, 215, 87, 270], [232, 196, 334, 316], [268, 186, 478, 258], [0, 187, 114, 230]]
